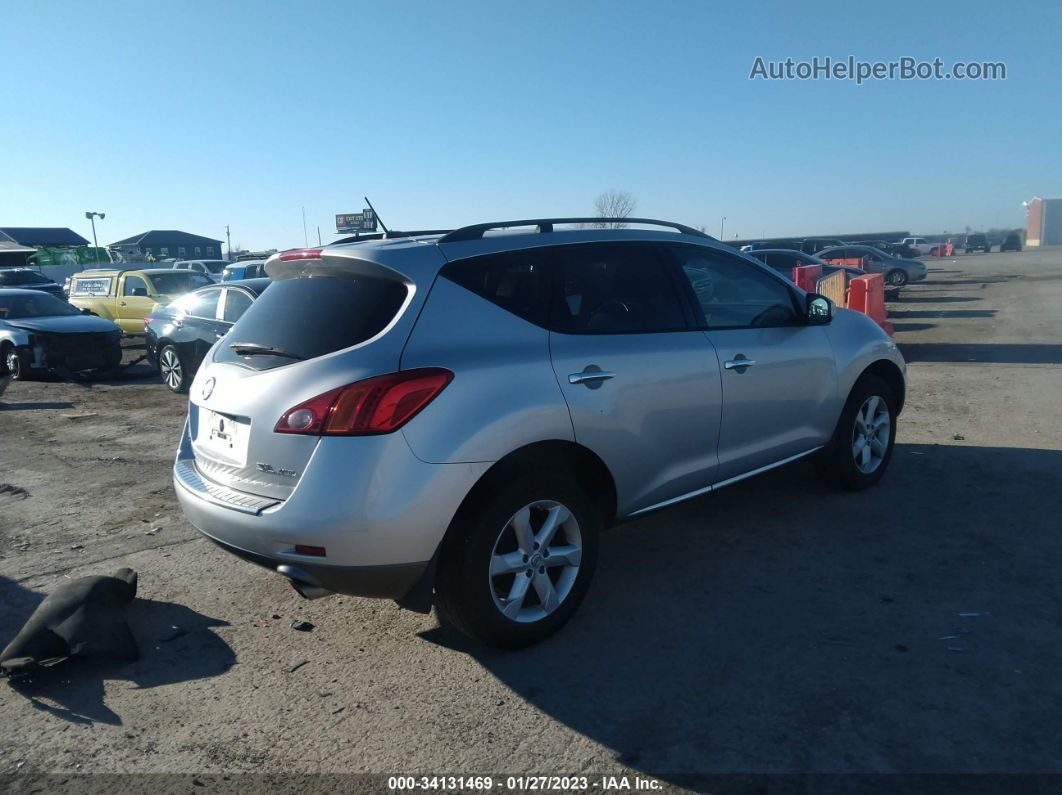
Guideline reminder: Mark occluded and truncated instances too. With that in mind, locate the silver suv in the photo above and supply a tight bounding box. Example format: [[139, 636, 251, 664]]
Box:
[[173, 219, 906, 648]]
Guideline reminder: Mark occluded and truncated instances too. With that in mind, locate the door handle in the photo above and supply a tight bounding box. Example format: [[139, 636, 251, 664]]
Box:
[[119, 301, 127, 306], [569, 369, 616, 385], [723, 356, 757, 371]]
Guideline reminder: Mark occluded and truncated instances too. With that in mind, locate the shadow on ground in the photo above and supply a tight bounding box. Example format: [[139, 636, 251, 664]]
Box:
[[1, 576, 234, 725], [889, 309, 996, 320], [425, 444, 1062, 782], [893, 295, 981, 304], [899, 343, 1062, 364]]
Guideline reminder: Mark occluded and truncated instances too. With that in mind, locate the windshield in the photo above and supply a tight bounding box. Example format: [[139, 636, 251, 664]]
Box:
[[0, 292, 81, 319], [0, 270, 52, 286], [148, 272, 212, 294]]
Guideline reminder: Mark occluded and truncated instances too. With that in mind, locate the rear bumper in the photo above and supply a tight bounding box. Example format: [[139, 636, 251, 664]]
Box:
[[172, 418, 490, 599], [201, 530, 427, 599]]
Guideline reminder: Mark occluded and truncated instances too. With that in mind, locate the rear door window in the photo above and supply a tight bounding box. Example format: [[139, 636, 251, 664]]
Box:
[[215, 275, 407, 371], [547, 243, 688, 334], [187, 288, 223, 319]]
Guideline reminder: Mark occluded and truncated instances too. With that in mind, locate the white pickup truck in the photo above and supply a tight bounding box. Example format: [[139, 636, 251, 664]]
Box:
[[900, 237, 934, 256]]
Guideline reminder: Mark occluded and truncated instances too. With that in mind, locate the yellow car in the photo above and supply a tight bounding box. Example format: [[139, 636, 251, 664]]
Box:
[[67, 268, 213, 334]]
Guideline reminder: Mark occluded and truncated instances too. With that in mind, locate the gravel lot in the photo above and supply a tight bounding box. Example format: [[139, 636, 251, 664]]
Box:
[[2, 249, 1061, 787]]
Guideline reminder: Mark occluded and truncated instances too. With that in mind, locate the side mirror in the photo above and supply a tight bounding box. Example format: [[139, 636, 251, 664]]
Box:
[[805, 293, 833, 324], [81, 307, 93, 315]]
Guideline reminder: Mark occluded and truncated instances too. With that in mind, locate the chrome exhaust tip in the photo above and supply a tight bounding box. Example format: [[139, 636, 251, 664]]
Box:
[[277, 565, 333, 600]]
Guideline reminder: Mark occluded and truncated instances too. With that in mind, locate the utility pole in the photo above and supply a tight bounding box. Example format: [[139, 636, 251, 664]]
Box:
[[85, 211, 105, 267], [317, 226, 322, 246], [720, 216, 726, 239], [302, 206, 308, 247], [225, 225, 231, 259]]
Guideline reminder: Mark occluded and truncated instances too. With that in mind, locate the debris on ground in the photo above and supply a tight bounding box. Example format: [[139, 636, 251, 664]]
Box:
[[288, 660, 310, 673], [1, 569, 139, 678], [291, 620, 315, 632], [0, 484, 30, 500]]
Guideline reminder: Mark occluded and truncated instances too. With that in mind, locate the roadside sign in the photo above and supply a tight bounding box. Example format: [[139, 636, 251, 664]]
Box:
[[336, 209, 377, 233]]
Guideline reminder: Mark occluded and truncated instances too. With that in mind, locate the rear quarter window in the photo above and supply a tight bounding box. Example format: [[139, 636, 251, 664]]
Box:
[[440, 249, 551, 327], [214, 275, 407, 371]]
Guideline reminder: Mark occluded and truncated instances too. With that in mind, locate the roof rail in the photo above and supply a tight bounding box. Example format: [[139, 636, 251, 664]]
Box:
[[437, 218, 713, 244], [332, 229, 454, 245]]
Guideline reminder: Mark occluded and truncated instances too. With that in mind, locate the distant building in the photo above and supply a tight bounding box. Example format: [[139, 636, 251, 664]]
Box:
[[0, 227, 91, 247], [109, 230, 225, 261], [1025, 197, 1062, 247]]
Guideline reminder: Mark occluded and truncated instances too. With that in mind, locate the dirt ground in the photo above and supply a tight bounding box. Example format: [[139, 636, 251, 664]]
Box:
[[1, 249, 1061, 788]]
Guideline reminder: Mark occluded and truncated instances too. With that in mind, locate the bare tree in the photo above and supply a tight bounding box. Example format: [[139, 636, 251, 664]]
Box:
[[592, 189, 636, 228]]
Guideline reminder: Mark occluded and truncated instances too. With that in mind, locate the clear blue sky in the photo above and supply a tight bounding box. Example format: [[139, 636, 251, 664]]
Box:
[[3, 0, 1059, 249]]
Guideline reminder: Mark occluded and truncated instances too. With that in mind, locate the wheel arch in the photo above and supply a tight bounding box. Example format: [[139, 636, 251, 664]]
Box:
[[397, 440, 617, 614], [859, 359, 906, 413], [454, 440, 618, 530]]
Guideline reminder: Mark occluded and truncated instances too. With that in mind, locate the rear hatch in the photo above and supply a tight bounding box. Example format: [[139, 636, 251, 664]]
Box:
[[185, 250, 424, 500]]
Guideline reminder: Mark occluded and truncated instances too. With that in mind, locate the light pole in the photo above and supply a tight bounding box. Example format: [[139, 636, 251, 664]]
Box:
[[85, 211, 105, 267], [720, 216, 726, 239]]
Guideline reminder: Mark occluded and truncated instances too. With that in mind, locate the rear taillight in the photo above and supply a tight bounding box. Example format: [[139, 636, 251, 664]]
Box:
[[275, 368, 453, 436], [278, 248, 324, 261]]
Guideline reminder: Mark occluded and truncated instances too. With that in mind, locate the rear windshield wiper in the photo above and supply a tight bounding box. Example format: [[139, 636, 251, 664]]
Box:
[[229, 342, 305, 360]]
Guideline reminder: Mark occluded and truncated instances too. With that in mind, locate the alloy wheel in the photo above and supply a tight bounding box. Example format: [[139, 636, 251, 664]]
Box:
[[160, 348, 183, 391], [6, 350, 21, 380], [852, 395, 891, 474], [488, 500, 583, 624]]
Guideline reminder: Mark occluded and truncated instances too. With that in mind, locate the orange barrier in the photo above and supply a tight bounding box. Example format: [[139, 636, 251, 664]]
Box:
[[821, 257, 866, 270], [847, 273, 893, 335], [815, 269, 847, 307], [791, 264, 822, 292]]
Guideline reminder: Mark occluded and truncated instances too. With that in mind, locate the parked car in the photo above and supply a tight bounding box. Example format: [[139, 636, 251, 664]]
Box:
[[964, 233, 991, 253], [0, 268, 66, 300], [1000, 231, 1023, 252], [818, 245, 927, 287], [220, 260, 268, 282], [173, 260, 231, 281], [67, 268, 212, 334], [146, 278, 270, 393], [747, 249, 866, 280], [899, 237, 934, 256], [799, 238, 844, 255], [0, 289, 123, 380], [172, 219, 907, 649]]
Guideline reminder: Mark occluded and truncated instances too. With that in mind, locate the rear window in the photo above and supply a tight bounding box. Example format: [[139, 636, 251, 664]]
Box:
[[149, 272, 212, 294], [214, 275, 407, 371], [0, 270, 51, 286], [71, 276, 114, 296]]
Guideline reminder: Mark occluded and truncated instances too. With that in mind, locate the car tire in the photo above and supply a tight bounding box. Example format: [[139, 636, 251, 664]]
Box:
[[819, 374, 898, 492], [2, 344, 33, 381], [435, 473, 600, 649], [158, 344, 188, 393], [886, 269, 908, 287]]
